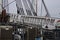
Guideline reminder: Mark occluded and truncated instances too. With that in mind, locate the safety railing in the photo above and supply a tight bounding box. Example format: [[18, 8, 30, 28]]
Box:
[[9, 14, 55, 27]]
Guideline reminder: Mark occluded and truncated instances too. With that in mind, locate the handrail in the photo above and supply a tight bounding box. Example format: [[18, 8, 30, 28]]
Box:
[[9, 14, 57, 27]]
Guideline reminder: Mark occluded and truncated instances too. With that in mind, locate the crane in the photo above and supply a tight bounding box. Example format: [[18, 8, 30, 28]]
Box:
[[42, 0, 50, 17]]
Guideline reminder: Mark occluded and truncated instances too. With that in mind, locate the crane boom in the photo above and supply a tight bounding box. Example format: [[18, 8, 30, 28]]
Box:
[[42, 0, 50, 17]]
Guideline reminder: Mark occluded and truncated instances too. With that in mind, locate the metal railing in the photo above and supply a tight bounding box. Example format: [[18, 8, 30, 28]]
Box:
[[9, 14, 55, 27]]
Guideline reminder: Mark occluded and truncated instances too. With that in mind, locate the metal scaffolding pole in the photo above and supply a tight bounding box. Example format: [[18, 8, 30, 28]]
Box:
[[40, 0, 43, 40]]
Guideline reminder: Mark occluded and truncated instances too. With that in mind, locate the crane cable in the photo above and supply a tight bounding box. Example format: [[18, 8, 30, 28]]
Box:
[[2, 0, 15, 10]]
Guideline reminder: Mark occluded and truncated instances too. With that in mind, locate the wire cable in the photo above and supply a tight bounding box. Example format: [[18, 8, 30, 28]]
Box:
[[2, 0, 15, 9]]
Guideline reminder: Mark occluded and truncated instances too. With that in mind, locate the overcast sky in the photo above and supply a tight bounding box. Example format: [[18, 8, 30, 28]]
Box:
[[8, 0, 60, 18], [45, 0, 60, 18]]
